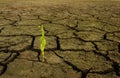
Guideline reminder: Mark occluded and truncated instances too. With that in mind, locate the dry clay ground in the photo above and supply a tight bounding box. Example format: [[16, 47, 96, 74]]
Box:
[[0, 0, 120, 78]]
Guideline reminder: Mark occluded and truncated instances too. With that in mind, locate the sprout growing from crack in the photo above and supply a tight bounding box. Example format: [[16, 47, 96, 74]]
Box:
[[38, 25, 46, 62]]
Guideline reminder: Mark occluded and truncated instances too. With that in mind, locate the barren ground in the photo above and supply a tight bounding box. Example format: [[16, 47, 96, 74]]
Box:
[[0, 0, 120, 78]]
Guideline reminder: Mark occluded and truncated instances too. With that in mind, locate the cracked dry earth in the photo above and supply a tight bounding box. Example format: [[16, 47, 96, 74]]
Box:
[[0, 0, 120, 78]]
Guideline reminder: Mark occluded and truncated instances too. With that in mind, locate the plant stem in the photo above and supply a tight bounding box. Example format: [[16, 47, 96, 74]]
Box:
[[41, 51, 44, 62]]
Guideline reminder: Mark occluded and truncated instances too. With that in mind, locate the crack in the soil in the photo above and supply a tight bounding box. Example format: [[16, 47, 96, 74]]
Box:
[[0, 27, 4, 33], [56, 36, 60, 50], [53, 51, 92, 78], [93, 50, 120, 77], [17, 14, 22, 21], [92, 42, 99, 51], [30, 36, 35, 49], [86, 10, 120, 28], [66, 25, 79, 32], [30, 48, 41, 62], [112, 62, 120, 76], [103, 33, 107, 40], [3, 53, 13, 62], [60, 49, 94, 52], [10, 20, 17, 26], [64, 60, 81, 72], [90, 68, 114, 74], [93, 50, 110, 61], [2, 52, 20, 64], [118, 43, 120, 53], [0, 62, 7, 76], [0, 52, 20, 75], [64, 60, 92, 78]]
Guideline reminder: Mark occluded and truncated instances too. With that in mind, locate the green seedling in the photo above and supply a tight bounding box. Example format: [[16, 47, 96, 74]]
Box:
[[38, 25, 46, 62]]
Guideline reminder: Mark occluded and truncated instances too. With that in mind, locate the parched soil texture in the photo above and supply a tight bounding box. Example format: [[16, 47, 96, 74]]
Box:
[[0, 0, 120, 78]]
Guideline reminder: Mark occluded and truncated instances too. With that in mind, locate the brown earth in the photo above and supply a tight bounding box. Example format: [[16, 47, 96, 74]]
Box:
[[0, 0, 120, 78]]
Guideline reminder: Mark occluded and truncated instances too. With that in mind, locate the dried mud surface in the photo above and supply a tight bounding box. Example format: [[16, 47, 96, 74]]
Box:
[[0, 0, 120, 78]]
